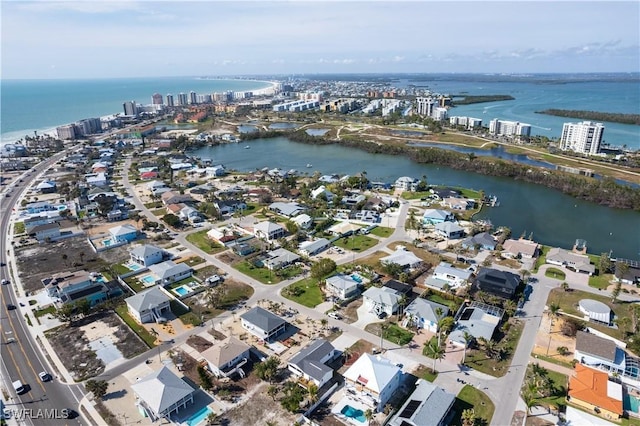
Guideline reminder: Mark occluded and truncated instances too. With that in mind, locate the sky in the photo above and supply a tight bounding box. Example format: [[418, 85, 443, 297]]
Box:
[[1, 1, 639, 79]]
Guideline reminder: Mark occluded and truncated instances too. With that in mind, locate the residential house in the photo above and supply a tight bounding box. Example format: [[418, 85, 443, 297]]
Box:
[[129, 244, 165, 267], [240, 307, 287, 342], [125, 286, 172, 324], [434, 221, 465, 239], [327, 221, 362, 237], [383, 279, 413, 296], [298, 238, 330, 257], [86, 172, 108, 187], [343, 354, 402, 412], [567, 364, 623, 421], [424, 262, 472, 291], [161, 191, 195, 206], [430, 187, 460, 200], [475, 268, 520, 299], [262, 248, 300, 270], [614, 260, 640, 285], [388, 380, 456, 426], [403, 298, 449, 333], [109, 224, 138, 243], [179, 206, 203, 224], [311, 185, 334, 202], [166, 204, 184, 216], [214, 199, 247, 215], [422, 209, 455, 225], [343, 193, 366, 207], [36, 180, 57, 194], [269, 202, 306, 218], [253, 221, 286, 241], [364, 197, 390, 212], [42, 270, 122, 306], [354, 210, 380, 223], [23, 215, 56, 233], [28, 222, 61, 241], [292, 214, 313, 229], [131, 366, 195, 422], [449, 302, 504, 346], [200, 336, 251, 378], [140, 171, 159, 180], [146, 180, 168, 193], [380, 247, 423, 270], [204, 165, 226, 177], [325, 274, 361, 300], [502, 238, 539, 259], [443, 197, 474, 210], [546, 247, 595, 275], [147, 261, 192, 286], [362, 287, 401, 316], [288, 339, 339, 388], [395, 176, 418, 191], [25, 201, 55, 214], [574, 331, 640, 382], [461, 232, 497, 251]]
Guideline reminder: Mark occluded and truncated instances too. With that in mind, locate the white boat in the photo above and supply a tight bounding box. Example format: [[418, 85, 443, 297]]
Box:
[[244, 145, 250, 149], [306, 164, 312, 168]]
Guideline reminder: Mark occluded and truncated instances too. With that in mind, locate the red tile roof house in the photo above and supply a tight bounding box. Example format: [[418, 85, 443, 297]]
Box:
[[140, 171, 159, 180]]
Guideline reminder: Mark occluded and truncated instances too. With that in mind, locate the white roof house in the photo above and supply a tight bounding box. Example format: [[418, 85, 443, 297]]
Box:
[[129, 244, 165, 267], [449, 302, 504, 346], [403, 298, 449, 333], [298, 238, 330, 256], [131, 366, 195, 421], [434, 221, 465, 239], [546, 247, 595, 275], [109, 224, 138, 243], [147, 261, 192, 285], [363, 287, 401, 316], [311, 185, 334, 202], [422, 209, 455, 225], [325, 274, 361, 300], [380, 247, 423, 269], [292, 213, 313, 229], [424, 262, 472, 290], [343, 354, 402, 412], [253, 221, 287, 241], [125, 286, 172, 324], [262, 248, 300, 270], [269, 202, 306, 217]]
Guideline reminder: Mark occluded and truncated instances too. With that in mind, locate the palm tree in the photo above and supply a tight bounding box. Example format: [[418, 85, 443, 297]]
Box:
[[462, 331, 474, 364], [425, 340, 445, 372], [548, 302, 560, 332], [397, 294, 407, 318], [521, 390, 540, 417], [461, 408, 476, 426], [435, 307, 444, 346], [307, 383, 319, 406], [364, 408, 374, 423]]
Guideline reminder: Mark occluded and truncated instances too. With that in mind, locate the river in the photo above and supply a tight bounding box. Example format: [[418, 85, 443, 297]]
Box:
[[191, 137, 640, 260]]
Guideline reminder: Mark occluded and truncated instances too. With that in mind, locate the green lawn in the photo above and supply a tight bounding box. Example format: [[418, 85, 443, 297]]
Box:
[[383, 323, 414, 345], [589, 273, 613, 290], [234, 261, 281, 284], [14, 222, 25, 234], [456, 187, 482, 200], [111, 263, 130, 276], [534, 246, 551, 272], [124, 276, 146, 293], [283, 278, 324, 307], [150, 208, 166, 216], [538, 370, 568, 410], [144, 201, 163, 209], [183, 256, 206, 267], [450, 385, 495, 426], [401, 191, 430, 200], [368, 226, 394, 238], [464, 320, 525, 377], [332, 235, 378, 252], [185, 230, 226, 254], [425, 293, 462, 312], [545, 267, 566, 280], [34, 306, 56, 318], [115, 304, 156, 347]]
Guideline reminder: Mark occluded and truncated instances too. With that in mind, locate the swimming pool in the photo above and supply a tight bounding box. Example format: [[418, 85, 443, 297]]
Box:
[[341, 405, 366, 423], [140, 275, 156, 284], [128, 263, 142, 271], [186, 406, 213, 426], [625, 393, 640, 413], [351, 274, 363, 283], [173, 285, 191, 297], [103, 239, 113, 247]]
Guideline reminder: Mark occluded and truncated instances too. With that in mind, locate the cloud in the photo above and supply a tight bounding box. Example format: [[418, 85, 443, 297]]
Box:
[[15, 0, 142, 14]]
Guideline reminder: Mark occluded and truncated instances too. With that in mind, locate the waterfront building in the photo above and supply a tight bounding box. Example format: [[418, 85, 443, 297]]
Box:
[[151, 93, 163, 105], [56, 124, 76, 140], [74, 118, 101, 136], [177, 92, 188, 106], [189, 91, 197, 105], [489, 119, 531, 137], [415, 96, 436, 117], [450, 116, 483, 129], [123, 101, 138, 116], [559, 121, 604, 155], [166, 94, 174, 107]]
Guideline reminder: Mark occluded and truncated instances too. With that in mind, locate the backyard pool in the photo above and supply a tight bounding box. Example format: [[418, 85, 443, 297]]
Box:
[[186, 406, 213, 426], [103, 239, 113, 247], [140, 275, 156, 285], [173, 285, 191, 297], [625, 393, 640, 413], [341, 405, 366, 423], [351, 274, 363, 283], [127, 263, 143, 271]]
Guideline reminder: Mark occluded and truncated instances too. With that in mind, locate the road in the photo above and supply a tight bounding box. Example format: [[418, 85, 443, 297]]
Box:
[[1, 153, 88, 426]]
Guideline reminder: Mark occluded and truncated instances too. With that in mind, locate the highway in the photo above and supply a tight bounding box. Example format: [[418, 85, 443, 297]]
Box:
[[1, 153, 88, 426]]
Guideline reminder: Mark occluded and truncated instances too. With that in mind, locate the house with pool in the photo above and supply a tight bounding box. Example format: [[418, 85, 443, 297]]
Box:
[[142, 261, 192, 287], [341, 353, 402, 413], [42, 270, 122, 306], [325, 274, 361, 301], [131, 366, 195, 422], [129, 244, 166, 267], [567, 364, 623, 421], [424, 262, 473, 291], [421, 209, 455, 225], [240, 307, 288, 342], [388, 379, 456, 426], [109, 224, 139, 244], [574, 331, 640, 386], [125, 286, 172, 324]]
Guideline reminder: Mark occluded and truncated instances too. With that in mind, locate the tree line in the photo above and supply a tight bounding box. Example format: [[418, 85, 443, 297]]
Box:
[[535, 109, 640, 125]]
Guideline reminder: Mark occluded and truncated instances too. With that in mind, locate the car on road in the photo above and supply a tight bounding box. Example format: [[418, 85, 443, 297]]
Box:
[[377, 312, 387, 319], [1, 278, 9, 284], [62, 409, 79, 419], [328, 312, 342, 320], [38, 371, 51, 382], [6, 304, 16, 310], [12, 380, 25, 394]]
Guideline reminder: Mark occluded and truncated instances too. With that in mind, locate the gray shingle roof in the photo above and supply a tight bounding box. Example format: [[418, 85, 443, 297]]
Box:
[[288, 339, 335, 382], [240, 307, 286, 333], [126, 287, 170, 312], [131, 366, 194, 416], [389, 380, 455, 426], [575, 331, 617, 362]]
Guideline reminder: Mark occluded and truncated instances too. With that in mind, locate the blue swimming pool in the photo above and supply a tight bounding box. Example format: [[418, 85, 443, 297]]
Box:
[[625, 393, 640, 413], [173, 285, 190, 296], [128, 263, 142, 271], [186, 406, 213, 426], [351, 274, 363, 283], [341, 405, 366, 423], [103, 239, 112, 247], [141, 275, 155, 284]]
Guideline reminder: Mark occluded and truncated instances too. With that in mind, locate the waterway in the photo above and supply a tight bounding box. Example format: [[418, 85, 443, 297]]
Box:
[[191, 137, 640, 260]]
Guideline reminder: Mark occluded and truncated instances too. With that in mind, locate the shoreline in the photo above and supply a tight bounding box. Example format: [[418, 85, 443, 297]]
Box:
[[0, 78, 277, 146]]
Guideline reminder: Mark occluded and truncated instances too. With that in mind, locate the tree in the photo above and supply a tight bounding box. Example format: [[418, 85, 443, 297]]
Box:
[[310, 258, 337, 280], [255, 356, 280, 383], [437, 316, 455, 347], [503, 299, 517, 317], [197, 365, 213, 391], [267, 385, 279, 401], [206, 412, 220, 426], [611, 281, 622, 303], [616, 261, 630, 281], [560, 282, 570, 292], [382, 262, 404, 279], [556, 346, 569, 356], [599, 252, 612, 274], [561, 317, 585, 337], [461, 408, 476, 426], [364, 409, 374, 423], [521, 390, 540, 416], [162, 213, 181, 227], [424, 339, 445, 372], [307, 383, 319, 406], [616, 316, 632, 337], [85, 379, 109, 399], [462, 331, 474, 364]]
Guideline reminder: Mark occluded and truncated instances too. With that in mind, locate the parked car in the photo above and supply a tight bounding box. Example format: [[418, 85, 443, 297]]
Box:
[[377, 312, 387, 319], [328, 312, 342, 320]]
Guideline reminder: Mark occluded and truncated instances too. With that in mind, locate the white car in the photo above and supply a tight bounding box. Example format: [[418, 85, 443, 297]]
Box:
[[38, 371, 51, 382], [328, 312, 342, 320]]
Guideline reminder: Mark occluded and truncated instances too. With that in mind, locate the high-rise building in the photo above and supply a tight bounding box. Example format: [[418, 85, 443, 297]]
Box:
[[56, 124, 76, 140], [559, 121, 604, 155], [177, 93, 188, 106], [415, 97, 436, 117], [189, 91, 197, 105], [489, 119, 531, 137], [123, 101, 138, 116], [74, 118, 101, 136], [152, 93, 163, 105], [166, 94, 174, 107]]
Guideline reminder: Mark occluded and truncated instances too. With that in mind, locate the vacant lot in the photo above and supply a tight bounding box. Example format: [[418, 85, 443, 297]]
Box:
[[220, 383, 299, 426], [15, 236, 129, 294]]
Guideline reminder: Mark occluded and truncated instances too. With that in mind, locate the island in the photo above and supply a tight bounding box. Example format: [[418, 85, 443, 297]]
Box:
[[452, 95, 515, 105], [535, 109, 640, 125]]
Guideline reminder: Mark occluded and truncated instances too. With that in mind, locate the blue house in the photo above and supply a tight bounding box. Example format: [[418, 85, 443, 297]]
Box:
[[422, 209, 455, 225], [109, 224, 138, 243], [461, 232, 497, 251]]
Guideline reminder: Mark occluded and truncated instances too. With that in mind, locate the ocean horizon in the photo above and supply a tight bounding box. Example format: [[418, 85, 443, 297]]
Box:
[[1, 73, 639, 149]]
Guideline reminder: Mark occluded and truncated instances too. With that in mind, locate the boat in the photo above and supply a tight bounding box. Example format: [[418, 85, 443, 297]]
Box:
[[244, 145, 250, 149], [306, 164, 312, 168]]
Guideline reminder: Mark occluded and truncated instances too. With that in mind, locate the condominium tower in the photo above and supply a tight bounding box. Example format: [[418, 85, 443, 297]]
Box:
[[559, 121, 604, 155]]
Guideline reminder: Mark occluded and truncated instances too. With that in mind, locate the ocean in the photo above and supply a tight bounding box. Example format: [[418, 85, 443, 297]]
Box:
[[1, 74, 639, 148], [0, 77, 272, 143]]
